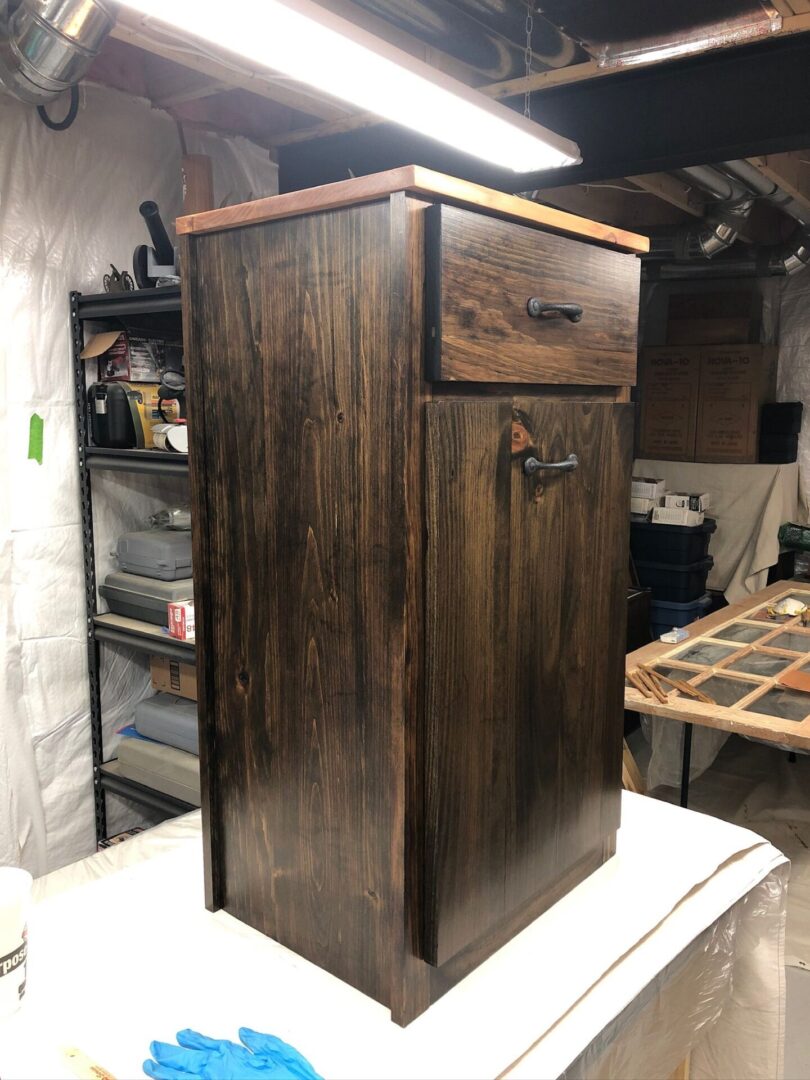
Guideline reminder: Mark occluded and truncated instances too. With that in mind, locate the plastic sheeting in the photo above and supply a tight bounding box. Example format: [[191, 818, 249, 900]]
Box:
[[778, 266, 810, 520], [0, 81, 278, 875], [562, 865, 788, 1080], [0, 794, 788, 1079]]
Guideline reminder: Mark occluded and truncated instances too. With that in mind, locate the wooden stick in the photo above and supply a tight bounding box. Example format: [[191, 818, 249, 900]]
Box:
[[626, 670, 652, 698], [636, 667, 668, 704], [641, 666, 715, 705]]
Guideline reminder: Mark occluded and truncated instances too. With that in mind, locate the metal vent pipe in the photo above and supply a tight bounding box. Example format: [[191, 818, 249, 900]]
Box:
[[648, 160, 810, 277], [0, 0, 117, 105]]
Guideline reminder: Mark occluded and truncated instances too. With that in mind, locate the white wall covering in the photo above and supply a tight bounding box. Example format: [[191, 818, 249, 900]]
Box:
[[777, 266, 810, 519], [0, 82, 277, 874]]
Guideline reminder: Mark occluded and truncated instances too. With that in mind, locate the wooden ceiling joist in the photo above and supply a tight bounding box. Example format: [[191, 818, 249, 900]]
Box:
[[747, 151, 810, 219], [625, 173, 706, 218]]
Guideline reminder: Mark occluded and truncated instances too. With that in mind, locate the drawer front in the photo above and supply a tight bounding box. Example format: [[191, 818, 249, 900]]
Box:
[[425, 203, 640, 385]]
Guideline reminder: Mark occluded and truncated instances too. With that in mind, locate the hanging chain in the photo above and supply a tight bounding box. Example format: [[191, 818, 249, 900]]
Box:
[[524, 0, 534, 120]]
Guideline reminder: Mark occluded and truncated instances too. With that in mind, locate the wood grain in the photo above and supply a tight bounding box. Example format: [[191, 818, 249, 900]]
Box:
[[423, 399, 632, 965], [186, 201, 408, 1004], [176, 165, 650, 254], [183, 189, 639, 1024], [425, 204, 640, 385]]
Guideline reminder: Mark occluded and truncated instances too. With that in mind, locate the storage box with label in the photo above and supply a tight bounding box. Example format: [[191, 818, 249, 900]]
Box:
[[652, 506, 705, 527], [150, 656, 197, 701], [695, 345, 777, 463], [81, 331, 165, 383], [168, 599, 195, 641], [666, 290, 761, 346], [637, 348, 701, 461], [663, 491, 711, 512], [631, 476, 666, 500]]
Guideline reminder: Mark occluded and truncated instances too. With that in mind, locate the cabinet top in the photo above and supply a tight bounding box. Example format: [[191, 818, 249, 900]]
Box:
[[176, 165, 649, 254]]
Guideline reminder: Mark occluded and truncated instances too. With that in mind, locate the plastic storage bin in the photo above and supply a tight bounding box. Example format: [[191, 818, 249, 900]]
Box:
[[650, 593, 711, 639], [635, 556, 714, 603], [117, 529, 192, 580], [630, 517, 716, 565], [100, 571, 193, 625]]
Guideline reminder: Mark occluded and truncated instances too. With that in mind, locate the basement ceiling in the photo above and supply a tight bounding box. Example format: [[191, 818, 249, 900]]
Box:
[[74, 1, 810, 241]]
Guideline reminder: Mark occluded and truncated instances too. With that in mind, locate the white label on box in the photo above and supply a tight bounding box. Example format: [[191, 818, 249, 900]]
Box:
[[652, 506, 705, 527], [630, 497, 657, 514], [663, 491, 711, 512], [631, 476, 666, 499]]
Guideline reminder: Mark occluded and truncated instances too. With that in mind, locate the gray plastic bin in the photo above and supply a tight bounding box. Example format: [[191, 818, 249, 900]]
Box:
[[134, 693, 199, 755], [117, 529, 192, 580], [100, 571, 193, 625]]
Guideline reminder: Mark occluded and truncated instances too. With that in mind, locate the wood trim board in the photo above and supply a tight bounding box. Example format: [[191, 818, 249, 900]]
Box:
[[176, 165, 650, 253], [625, 582, 810, 750]]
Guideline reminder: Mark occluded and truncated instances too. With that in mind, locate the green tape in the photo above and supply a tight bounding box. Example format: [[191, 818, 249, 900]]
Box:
[[28, 413, 43, 465]]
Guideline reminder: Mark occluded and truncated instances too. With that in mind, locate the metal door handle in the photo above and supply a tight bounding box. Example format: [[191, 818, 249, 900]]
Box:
[[523, 453, 579, 476], [527, 298, 583, 323]]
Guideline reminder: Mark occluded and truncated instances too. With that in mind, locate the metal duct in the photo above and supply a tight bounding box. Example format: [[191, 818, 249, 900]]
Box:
[[648, 158, 810, 277], [0, 0, 117, 105], [718, 159, 809, 224], [652, 165, 755, 261]]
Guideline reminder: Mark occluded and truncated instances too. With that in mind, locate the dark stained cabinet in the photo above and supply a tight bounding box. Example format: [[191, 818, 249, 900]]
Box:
[[179, 168, 643, 1025]]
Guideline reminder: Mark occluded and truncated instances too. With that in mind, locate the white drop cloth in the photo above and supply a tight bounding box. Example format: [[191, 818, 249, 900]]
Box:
[[634, 458, 799, 603], [0, 793, 788, 1080], [0, 83, 277, 874]]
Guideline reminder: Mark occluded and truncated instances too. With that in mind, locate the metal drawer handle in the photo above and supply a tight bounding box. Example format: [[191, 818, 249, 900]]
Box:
[[527, 298, 583, 323], [523, 453, 579, 476]]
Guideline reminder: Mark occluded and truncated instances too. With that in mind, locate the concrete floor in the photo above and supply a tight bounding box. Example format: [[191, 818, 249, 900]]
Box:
[[628, 728, 810, 1078]]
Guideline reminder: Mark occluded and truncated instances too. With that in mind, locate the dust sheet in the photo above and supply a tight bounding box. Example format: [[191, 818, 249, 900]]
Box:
[[0, 82, 277, 874]]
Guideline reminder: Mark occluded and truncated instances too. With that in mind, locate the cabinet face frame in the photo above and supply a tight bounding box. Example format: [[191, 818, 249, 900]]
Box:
[[180, 187, 639, 1026]]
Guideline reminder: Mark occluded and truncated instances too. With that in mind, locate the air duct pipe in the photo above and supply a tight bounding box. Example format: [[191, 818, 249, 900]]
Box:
[[650, 163, 755, 261], [0, 0, 117, 105], [647, 160, 810, 277]]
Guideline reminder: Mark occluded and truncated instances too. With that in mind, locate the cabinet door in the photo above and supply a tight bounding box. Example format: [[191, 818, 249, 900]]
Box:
[[423, 399, 632, 966]]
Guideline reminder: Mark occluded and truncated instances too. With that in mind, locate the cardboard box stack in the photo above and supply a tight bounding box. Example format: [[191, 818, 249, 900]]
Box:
[[637, 344, 778, 464]]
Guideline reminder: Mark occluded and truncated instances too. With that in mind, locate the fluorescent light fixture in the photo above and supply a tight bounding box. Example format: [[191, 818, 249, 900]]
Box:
[[115, 0, 580, 172]]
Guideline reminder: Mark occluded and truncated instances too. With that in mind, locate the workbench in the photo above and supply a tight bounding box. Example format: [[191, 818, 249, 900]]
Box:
[[626, 580, 810, 804], [0, 796, 787, 1079]]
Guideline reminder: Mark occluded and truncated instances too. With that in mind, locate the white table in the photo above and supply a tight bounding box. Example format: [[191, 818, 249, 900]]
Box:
[[634, 459, 800, 602], [0, 795, 788, 1080]]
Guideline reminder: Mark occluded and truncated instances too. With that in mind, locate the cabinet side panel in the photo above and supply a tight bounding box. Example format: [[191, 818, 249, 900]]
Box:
[[181, 235, 221, 911], [187, 201, 404, 1006]]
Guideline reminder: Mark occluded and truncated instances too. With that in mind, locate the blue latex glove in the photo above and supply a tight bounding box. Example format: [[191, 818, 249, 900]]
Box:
[[143, 1028, 322, 1080]]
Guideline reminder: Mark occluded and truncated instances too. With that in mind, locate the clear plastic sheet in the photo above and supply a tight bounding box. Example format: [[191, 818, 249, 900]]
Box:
[[562, 863, 788, 1080], [642, 713, 730, 791], [0, 81, 277, 874]]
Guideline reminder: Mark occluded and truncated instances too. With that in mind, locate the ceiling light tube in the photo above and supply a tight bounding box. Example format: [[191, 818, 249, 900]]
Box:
[[115, 0, 581, 172]]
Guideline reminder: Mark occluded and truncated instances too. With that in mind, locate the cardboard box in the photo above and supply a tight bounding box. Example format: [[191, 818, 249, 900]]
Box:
[[695, 345, 778, 463], [666, 290, 761, 346], [637, 348, 701, 460], [167, 600, 195, 642], [150, 656, 197, 701], [631, 476, 666, 500], [652, 506, 705, 526], [630, 496, 659, 515], [663, 491, 711, 512], [81, 331, 165, 383]]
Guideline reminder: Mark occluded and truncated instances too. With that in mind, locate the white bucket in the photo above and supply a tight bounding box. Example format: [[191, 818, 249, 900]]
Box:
[[0, 867, 32, 1018]]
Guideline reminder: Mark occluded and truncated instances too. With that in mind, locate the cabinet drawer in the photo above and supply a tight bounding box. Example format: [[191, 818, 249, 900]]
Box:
[[425, 203, 640, 385]]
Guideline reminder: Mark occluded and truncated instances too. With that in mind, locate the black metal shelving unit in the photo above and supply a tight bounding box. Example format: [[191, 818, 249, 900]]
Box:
[[71, 286, 195, 843]]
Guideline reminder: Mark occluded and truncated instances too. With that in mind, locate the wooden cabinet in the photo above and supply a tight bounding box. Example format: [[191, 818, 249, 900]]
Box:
[[179, 168, 643, 1025]]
